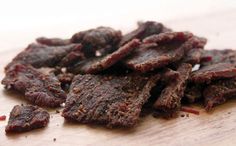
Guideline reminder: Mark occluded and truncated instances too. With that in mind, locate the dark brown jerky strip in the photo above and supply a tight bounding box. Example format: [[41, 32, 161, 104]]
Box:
[[190, 63, 236, 84], [143, 31, 193, 44], [203, 78, 236, 111], [2, 63, 66, 107], [68, 39, 140, 74], [6, 43, 81, 69], [71, 27, 122, 57], [120, 21, 168, 46], [184, 84, 203, 103], [153, 63, 192, 117], [5, 105, 49, 133], [58, 44, 85, 67], [200, 49, 236, 67], [62, 74, 160, 127], [36, 37, 71, 46]]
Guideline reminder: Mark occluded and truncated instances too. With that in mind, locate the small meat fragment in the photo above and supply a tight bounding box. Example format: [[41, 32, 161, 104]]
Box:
[[120, 21, 168, 46], [6, 43, 81, 69], [200, 49, 236, 67], [153, 63, 192, 117], [0, 115, 6, 121], [180, 107, 200, 115], [36, 37, 70, 46], [184, 84, 203, 103], [2, 63, 66, 107], [69, 39, 140, 74], [57, 73, 74, 91], [190, 63, 236, 84], [203, 78, 236, 111], [71, 27, 122, 57], [62, 74, 160, 127], [182, 49, 203, 65], [5, 105, 49, 133]]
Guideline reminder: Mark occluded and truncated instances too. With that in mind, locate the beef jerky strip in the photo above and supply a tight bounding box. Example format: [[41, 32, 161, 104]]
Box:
[[71, 27, 122, 57], [68, 39, 140, 74], [6, 43, 81, 69], [119, 21, 170, 46], [123, 32, 195, 73], [200, 49, 236, 67], [182, 49, 203, 65], [5, 105, 49, 133], [203, 78, 236, 111], [160, 68, 180, 84], [62, 74, 160, 127], [153, 63, 192, 118], [190, 63, 236, 84], [36, 37, 70, 46], [58, 44, 85, 67], [2, 63, 66, 107]]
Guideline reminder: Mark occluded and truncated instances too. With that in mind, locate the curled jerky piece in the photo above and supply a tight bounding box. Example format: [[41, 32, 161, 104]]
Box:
[[62, 74, 159, 127], [6, 43, 81, 69], [190, 63, 236, 84], [69, 39, 140, 74], [36, 37, 70, 46], [71, 27, 122, 57], [120, 21, 167, 46], [153, 63, 192, 117], [5, 105, 49, 133], [2, 63, 66, 107], [203, 78, 236, 111]]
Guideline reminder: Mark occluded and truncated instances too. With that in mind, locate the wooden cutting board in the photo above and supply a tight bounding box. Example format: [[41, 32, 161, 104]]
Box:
[[1, 10, 236, 146]]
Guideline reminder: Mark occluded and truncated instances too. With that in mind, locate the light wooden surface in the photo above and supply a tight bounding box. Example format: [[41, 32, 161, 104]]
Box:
[[1, 9, 236, 146]]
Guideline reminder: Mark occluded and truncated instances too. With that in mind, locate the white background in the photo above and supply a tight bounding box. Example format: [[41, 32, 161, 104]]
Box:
[[0, 0, 236, 51]]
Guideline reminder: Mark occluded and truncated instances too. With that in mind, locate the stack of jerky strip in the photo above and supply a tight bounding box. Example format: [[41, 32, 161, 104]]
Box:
[[3, 21, 235, 131]]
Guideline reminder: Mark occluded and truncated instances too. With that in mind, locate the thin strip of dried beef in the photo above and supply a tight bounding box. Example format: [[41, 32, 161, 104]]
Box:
[[2, 63, 66, 107], [62, 74, 160, 127]]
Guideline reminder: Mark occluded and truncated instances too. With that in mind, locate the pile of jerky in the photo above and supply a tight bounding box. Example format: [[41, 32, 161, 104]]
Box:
[[2, 21, 236, 133]]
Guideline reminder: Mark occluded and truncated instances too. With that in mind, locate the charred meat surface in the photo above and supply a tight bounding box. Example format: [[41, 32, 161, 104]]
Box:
[[6, 43, 81, 69], [71, 27, 122, 57], [153, 63, 192, 117], [203, 78, 236, 111], [2, 63, 66, 107], [5, 105, 49, 133], [69, 39, 140, 74], [62, 74, 160, 127], [120, 21, 167, 46], [36, 37, 71, 46], [190, 63, 236, 84]]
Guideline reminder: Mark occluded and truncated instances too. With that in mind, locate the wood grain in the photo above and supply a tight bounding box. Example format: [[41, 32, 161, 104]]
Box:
[[1, 9, 236, 146]]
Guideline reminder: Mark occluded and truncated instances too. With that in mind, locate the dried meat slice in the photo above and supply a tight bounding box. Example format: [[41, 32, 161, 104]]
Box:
[[71, 27, 122, 57], [5, 105, 49, 133], [119, 21, 167, 46], [62, 74, 160, 127], [160, 68, 180, 84], [68, 39, 140, 74], [153, 63, 192, 117], [123, 41, 185, 73], [190, 63, 236, 84], [200, 49, 236, 67], [203, 78, 236, 111], [36, 37, 71, 46], [143, 31, 193, 44], [6, 43, 81, 69], [2, 63, 66, 107]]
